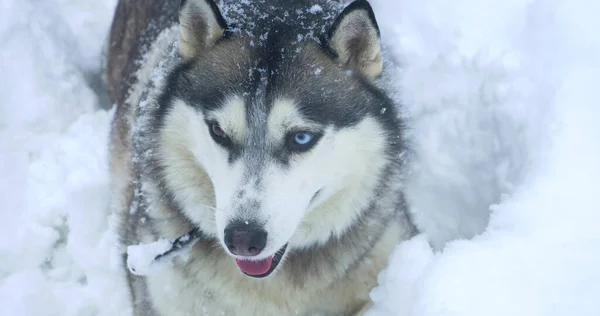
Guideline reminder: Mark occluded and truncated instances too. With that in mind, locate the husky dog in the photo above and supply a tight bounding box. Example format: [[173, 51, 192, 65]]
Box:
[[106, 0, 416, 315]]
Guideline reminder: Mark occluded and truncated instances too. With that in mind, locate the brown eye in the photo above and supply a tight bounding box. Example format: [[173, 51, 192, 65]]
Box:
[[208, 122, 231, 147], [211, 123, 226, 138]]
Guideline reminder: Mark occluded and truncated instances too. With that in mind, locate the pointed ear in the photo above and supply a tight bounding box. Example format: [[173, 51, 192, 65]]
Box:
[[178, 0, 227, 59], [327, 0, 383, 79]]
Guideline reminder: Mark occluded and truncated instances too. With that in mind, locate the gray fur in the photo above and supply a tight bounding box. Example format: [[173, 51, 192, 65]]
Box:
[[107, 0, 416, 315]]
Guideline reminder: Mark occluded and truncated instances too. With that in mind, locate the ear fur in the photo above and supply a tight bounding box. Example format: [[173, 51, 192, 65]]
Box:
[[327, 0, 383, 79], [178, 0, 227, 59]]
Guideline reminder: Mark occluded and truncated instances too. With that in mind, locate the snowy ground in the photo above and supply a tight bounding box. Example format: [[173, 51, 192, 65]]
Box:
[[1, 0, 599, 315]]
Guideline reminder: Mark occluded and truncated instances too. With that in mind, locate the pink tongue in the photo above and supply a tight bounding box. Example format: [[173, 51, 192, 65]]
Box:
[[235, 256, 273, 276]]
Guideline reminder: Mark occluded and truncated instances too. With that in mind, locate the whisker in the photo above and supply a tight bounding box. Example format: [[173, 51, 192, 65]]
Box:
[[196, 203, 224, 213]]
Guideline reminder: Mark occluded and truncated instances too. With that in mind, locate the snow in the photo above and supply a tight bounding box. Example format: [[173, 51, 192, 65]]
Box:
[[309, 5, 324, 14], [126, 239, 176, 276], [126, 229, 202, 277], [0, 0, 598, 315], [0, 0, 129, 315], [367, 0, 600, 315]]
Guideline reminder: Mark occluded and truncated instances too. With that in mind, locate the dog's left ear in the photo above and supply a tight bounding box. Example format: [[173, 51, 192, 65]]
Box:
[[327, 0, 383, 79]]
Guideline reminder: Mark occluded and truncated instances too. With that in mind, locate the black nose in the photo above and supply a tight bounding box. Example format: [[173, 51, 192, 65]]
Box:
[[224, 221, 267, 257]]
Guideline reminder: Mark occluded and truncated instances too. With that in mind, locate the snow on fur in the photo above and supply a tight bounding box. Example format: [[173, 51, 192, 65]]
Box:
[[126, 239, 175, 276], [126, 229, 201, 276], [0, 0, 598, 315]]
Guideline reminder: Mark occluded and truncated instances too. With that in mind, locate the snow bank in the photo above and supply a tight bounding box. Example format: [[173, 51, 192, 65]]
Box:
[[0, 0, 130, 315], [367, 0, 600, 315]]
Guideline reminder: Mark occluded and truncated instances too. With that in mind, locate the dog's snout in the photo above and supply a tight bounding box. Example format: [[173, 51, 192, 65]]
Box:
[[224, 221, 267, 257]]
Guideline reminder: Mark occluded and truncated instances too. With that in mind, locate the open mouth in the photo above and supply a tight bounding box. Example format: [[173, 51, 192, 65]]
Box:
[[234, 244, 288, 278]]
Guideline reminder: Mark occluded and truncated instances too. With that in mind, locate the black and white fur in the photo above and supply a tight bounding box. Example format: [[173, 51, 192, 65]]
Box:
[[107, 0, 416, 315]]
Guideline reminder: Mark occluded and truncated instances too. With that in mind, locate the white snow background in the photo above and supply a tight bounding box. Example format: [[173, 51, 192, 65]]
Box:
[[0, 0, 598, 315]]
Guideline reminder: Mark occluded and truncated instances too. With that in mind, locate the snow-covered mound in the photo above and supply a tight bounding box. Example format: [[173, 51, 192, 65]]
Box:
[[0, 0, 129, 315], [367, 0, 600, 315], [0, 0, 598, 315]]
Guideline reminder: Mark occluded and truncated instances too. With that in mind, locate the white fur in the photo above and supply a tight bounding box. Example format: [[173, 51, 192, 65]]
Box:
[[266, 100, 390, 249], [111, 6, 404, 313], [207, 95, 248, 142], [157, 97, 389, 260], [144, 94, 401, 315], [146, 220, 402, 316]]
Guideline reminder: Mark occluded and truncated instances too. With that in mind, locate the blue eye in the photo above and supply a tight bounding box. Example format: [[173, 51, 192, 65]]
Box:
[[294, 132, 313, 145], [287, 131, 321, 152]]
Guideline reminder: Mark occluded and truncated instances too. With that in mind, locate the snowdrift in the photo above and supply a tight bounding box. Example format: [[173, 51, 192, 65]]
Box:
[[1, 0, 598, 315]]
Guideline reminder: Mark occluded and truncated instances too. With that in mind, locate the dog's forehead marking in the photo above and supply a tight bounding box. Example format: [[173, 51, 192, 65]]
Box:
[[267, 98, 308, 139], [208, 95, 247, 142], [240, 71, 272, 182]]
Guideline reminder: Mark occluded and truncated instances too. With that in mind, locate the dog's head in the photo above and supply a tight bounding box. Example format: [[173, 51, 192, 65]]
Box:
[[153, 0, 400, 278]]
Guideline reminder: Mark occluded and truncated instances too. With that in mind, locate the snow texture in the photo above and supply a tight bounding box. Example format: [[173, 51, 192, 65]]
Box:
[[126, 239, 176, 276], [219, 0, 341, 42], [0, 0, 130, 315], [367, 0, 600, 315], [126, 229, 201, 277], [1, 0, 599, 316]]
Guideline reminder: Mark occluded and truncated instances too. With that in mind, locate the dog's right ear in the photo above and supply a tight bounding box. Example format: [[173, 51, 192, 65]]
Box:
[[179, 0, 227, 59], [326, 0, 383, 79]]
